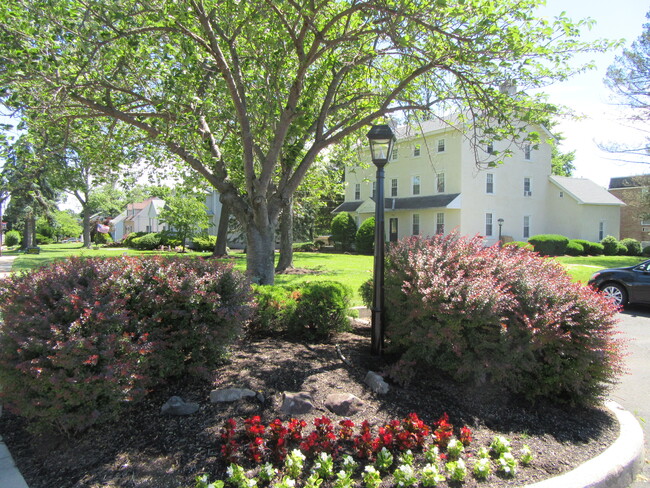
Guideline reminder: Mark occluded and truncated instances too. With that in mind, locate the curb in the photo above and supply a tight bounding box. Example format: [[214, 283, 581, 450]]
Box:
[[525, 401, 645, 488]]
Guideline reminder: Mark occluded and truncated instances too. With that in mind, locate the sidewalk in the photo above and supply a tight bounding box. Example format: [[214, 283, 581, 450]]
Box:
[[0, 254, 16, 278]]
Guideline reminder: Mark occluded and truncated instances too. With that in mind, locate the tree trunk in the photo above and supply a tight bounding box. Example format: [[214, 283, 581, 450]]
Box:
[[275, 197, 294, 273], [213, 201, 230, 256], [82, 207, 92, 248], [23, 215, 36, 248], [245, 222, 276, 285]]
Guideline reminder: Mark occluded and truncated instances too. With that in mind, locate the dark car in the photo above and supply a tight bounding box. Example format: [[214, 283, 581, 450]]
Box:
[[588, 259, 650, 306]]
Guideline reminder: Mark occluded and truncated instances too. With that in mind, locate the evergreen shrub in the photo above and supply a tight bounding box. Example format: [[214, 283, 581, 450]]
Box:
[[587, 242, 605, 255], [293, 242, 319, 252], [527, 234, 569, 256], [123, 232, 147, 248], [644, 246, 650, 257], [617, 244, 628, 255], [36, 233, 54, 245], [131, 232, 161, 250], [355, 217, 375, 255], [620, 238, 642, 256], [4, 230, 20, 247], [571, 239, 592, 255], [380, 233, 624, 406], [0, 256, 252, 433], [566, 240, 585, 256], [331, 212, 357, 251], [601, 235, 619, 256], [94, 232, 113, 245], [190, 234, 217, 252]]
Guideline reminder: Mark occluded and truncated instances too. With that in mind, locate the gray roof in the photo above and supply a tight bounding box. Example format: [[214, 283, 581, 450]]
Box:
[[609, 175, 650, 189], [333, 194, 460, 213], [549, 176, 624, 205]]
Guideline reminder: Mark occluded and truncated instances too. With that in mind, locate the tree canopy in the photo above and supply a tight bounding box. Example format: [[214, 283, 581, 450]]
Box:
[[0, 0, 614, 283]]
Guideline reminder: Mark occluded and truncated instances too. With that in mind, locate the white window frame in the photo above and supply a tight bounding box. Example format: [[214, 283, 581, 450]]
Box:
[[391, 178, 398, 197], [485, 213, 493, 237], [412, 175, 421, 195], [437, 138, 446, 153], [412, 214, 420, 236], [523, 177, 532, 197], [391, 147, 398, 161], [524, 144, 532, 161], [354, 183, 361, 200], [486, 173, 494, 194], [487, 142, 494, 154], [436, 173, 445, 193], [436, 212, 445, 235], [413, 144, 421, 157], [523, 215, 530, 239]]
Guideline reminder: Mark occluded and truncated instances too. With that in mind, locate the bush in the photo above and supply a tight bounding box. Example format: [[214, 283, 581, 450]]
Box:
[[527, 234, 569, 256], [601, 235, 619, 256], [250, 281, 352, 340], [565, 240, 585, 256], [94, 232, 113, 245], [131, 232, 162, 250], [331, 212, 357, 251], [570, 239, 591, 256], [620, 238, 642, 256], [293, 241, 319, 252], [586, 242, 605, 255], [644, 246, 650, 257], [355, 217, 375, 255], [4, 230, 21, 247], [617, 243, 628, 255], [382, 233, 624, 406], [36, 233, 54, 245], [190, 234, 217, 252], [123, 232, 147, 248], [503, 241, 534, 251], [0, 256, 252, 433]]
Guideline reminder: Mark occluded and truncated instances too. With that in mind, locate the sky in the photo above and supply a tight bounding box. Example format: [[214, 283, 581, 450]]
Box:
[[533, 0, 649, 187], [1, 0, 648, 193]]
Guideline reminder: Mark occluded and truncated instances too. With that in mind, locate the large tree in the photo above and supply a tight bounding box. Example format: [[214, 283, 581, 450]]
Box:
[[605, 10, 650, 160], [0, 0, 613, 283]]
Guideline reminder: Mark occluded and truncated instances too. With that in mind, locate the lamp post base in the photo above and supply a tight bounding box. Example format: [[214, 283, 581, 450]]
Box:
[[371, 308, 383, 356]]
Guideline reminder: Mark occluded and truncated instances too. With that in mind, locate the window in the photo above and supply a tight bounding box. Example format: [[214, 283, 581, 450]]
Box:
[[524, 144, 531, 160], [436, 213, 445, 235], [487, 142, 494, 154], [354, 183, 361, 200], [436, 173, 445, 193], [372, 181, 376, 199], [559, 191, 564, 198], [599, 221, 605, 241], [437, 138, 446, 152], [391, 178, 398, 197], [413, 144, 421, 157], [486, 173, 494, 194], [412, 214, 420, 236], [412, 175, 421, 195], [146, 225, 152, 233], [523, 177, 532, 196], [485, 213, 493, 237], [391, 147, 398, 161], [523, 216, 530, 239]]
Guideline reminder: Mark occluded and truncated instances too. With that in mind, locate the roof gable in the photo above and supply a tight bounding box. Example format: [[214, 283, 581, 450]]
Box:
[[549, 176, 624, 206]]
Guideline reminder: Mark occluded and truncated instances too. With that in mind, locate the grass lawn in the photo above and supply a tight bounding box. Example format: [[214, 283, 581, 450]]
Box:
[[7, 243, 648, 303]]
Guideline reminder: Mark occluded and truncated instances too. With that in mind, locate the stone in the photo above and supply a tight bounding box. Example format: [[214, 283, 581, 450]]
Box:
[[161, 396, 199, 416], [210, 388, 257, 403], [280, 392, 314, 415], [324, 393, 364, 416], [365, 371, 389, 394]]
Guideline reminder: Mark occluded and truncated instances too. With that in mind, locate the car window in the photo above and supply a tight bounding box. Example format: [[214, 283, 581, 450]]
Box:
[[635, 263, 648, 271]]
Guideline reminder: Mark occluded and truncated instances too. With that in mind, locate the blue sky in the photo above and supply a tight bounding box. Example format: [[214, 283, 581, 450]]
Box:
[[2, 1, 649, 191], [534, 0, 649, 187]]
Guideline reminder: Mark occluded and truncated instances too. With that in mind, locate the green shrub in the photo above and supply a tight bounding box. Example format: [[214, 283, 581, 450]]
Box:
[[586, 242, 605, 255], [504, 241, 533, 251], [566, 240, 585, 256], [620, 238, 642, 256], [617, 243, 628, 255], [4, 230, 21, 247], [359, 279, 374, 309], [0, 256, 252, 433], [527, 234, 569, 256], [601, 235, 619, 256], [190, 234, 217, 252], [293, 241, 319, 252], [331, 212, 357, 252], [250, 282, 352, 340], [123, 231, 147, 248], [382, 233, 624, 406], [36, 233, 54, 245], [355, 217, 375, 255], [131, 232, 161, 250], [571, 239, 592, 256], [644, 246, 650, 257]]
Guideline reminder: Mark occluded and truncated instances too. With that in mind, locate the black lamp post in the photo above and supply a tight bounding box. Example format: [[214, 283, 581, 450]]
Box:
[[367, 124, 395, 356], [498, 218, 504, 244]]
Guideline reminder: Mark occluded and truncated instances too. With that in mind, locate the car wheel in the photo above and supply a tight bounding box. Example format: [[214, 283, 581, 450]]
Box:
[[600, 283, 628, 306]]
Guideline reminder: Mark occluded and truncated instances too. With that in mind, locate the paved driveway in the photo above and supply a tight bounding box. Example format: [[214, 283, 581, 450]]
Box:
[[612, 305, 650, 487]]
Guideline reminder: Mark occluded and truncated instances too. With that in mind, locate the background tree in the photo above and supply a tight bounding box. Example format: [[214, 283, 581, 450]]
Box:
[[158, 193, 212, 252], [604, 10, 650, 160], [0, 0, 614, 283]]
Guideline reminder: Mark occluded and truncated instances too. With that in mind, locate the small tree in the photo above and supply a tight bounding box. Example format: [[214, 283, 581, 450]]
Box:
[[158, 194, 211, 252], [356, 217, 375, 255], [331, 212, 357, 252]]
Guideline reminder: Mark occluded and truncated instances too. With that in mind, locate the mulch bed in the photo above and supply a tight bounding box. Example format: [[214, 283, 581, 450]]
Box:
[[0, 320, 617, 487]]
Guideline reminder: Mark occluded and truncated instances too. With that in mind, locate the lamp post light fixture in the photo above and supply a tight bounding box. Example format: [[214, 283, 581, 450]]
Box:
[[498, 218, 504, 244], [366, 124, 396, 356]]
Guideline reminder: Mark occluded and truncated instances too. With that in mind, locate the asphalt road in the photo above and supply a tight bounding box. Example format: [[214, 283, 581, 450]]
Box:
[[612, 305, 650, 487]]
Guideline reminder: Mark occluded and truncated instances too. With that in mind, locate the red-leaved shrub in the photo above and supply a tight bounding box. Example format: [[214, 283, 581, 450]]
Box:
[[381, 233, 625, 406], [0, 256, 252, 433]]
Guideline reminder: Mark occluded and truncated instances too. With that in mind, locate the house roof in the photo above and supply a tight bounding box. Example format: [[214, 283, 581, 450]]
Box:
[[333, 194, 461, 213], [549, 176, 624, 206], [609, 175, 650, 189], [124, 197, 165, 221]]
